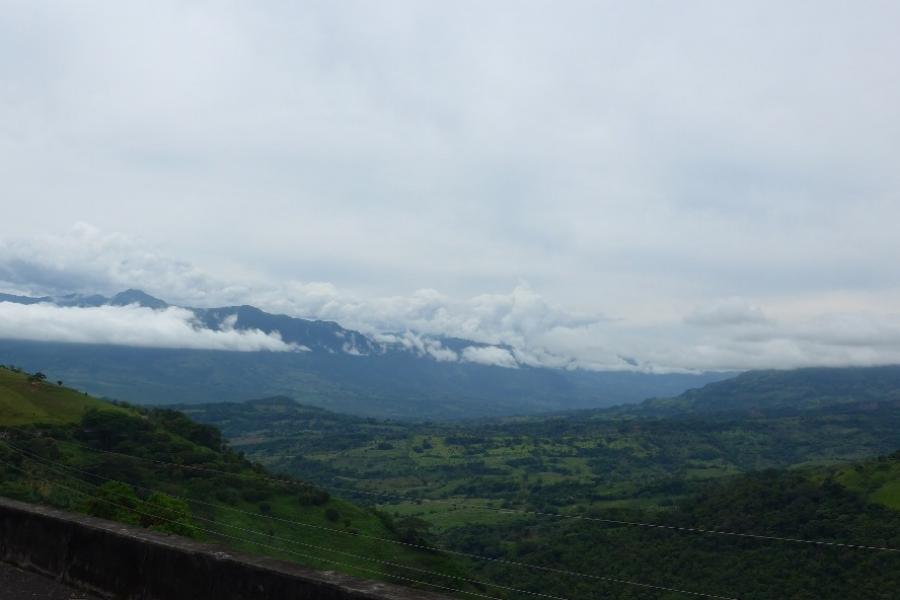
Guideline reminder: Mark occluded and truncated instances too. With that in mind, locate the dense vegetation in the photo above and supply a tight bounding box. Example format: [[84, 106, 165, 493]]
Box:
[[180, 367, 900, 520], [178, 367, 900, 599], [4, 363, 900, 599], [446, 463, 900, 599], [0, 366, 473, 595]]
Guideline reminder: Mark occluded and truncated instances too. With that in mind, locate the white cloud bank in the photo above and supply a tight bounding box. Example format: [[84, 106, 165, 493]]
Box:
[[461, 346, 519, 369], [4, 225, 900, 371], [0, 302, 298, 352], [1, 4, 900, 371]]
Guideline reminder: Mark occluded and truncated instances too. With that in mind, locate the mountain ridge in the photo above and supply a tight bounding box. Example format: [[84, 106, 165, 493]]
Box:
[[0, 289, 731, 419]]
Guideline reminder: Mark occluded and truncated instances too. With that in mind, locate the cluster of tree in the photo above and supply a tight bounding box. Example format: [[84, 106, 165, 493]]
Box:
[[81, 481, 197, 537], [444, 462, 900, 600]]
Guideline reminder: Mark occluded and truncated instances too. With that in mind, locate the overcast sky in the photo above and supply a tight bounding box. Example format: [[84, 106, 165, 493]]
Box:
[[2, 1, 900, 371]]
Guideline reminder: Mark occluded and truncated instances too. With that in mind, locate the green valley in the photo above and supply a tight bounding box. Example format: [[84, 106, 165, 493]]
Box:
[[177, 366, 900, 599], [5, 363, 900, 599]]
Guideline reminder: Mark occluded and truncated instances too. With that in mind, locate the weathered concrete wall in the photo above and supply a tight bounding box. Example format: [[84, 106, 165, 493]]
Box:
[[0, 497, 451, 600]]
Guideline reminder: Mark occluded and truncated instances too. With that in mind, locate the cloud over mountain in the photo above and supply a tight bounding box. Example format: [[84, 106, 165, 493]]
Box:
[[0, 301, 298, 352], [4, 225, 900, 371]]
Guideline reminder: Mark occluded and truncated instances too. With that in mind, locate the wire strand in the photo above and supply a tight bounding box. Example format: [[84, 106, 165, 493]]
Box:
[[0, 456, 533, 600], [2, 441, 743, 599], [32, 436, 897, 553]]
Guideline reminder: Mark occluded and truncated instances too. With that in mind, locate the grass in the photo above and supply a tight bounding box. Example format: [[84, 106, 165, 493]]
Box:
[[835, 458, 900, 511], [0, 368, 125, 426], [0, 367, 478, 596]]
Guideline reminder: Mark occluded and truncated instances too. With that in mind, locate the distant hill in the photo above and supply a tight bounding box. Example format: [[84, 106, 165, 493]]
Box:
[[610, 365, 900, 419], [0, 289, 730, 419]]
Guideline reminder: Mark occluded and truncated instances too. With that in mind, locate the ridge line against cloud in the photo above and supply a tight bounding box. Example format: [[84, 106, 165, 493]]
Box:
[[3, 225, 900, 372]]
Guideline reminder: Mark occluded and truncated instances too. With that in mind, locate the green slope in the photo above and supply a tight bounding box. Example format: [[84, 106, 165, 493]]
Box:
[[0, 367, 124, 426], [0, 366, 473, 596], [835, 452, 900, 511], [618, 365, 900, 418]]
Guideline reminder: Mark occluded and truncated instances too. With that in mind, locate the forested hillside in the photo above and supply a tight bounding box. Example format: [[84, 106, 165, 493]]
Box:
[[178, 367, 900, 599], [181, 367, 900, 516], [0, 366, 474, 596]]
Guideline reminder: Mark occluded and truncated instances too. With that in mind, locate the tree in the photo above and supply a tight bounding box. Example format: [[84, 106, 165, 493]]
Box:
[[28, 372, 47, 384], [141, 492, 198, 538], [81, 481, 140, 524]]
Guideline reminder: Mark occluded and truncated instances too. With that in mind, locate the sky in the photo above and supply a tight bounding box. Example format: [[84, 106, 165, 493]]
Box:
[[1, 1, 900, 371]]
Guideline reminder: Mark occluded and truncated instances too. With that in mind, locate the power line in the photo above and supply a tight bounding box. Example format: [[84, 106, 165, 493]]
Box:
[[0, 456, 560, 600], [4, 449, 567, 600], [332, 482, 900, 554], [24, 435, 900, 553], [3, 442, 743, 600]]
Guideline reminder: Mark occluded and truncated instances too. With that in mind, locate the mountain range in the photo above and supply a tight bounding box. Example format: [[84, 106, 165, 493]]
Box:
[[0, 289, 729, 419]]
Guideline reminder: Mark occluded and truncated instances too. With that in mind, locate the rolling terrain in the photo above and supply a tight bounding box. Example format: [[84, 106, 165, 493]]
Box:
[[4, 362, 900, 598], [177, 366, 900, 599], [181, 366, 900, 516]]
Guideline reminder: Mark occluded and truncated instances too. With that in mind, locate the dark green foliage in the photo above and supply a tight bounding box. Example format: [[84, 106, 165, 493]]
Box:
[[141, 492, 198, 537], [448, 465, 900, 600], [173, 368, 900, 598], [146, 408, 223, 451], [81, 481, 140, 524], [0, 377, 476, 596], [80, 482, 197, 537], [182, 377, 900, 516], [297, 487, 330, 506], [78, 409, 154, 450]]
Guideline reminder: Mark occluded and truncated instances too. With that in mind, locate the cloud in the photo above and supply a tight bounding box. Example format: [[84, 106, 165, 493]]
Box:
[[684, 298, 771, 327], [0, 302, 298, 352], [6, 225, 900, 372], [377, 331, 459, 362], [0, 223, 238, 305], [1, 3, 898, 372], [461, 346, 518, 369], [1, 1, 899, 319]]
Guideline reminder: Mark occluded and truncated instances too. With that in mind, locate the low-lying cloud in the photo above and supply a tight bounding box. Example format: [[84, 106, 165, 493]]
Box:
[[461, 346, 519, 369], [0, 302, 298, 352], [4, 226, 900, 372]]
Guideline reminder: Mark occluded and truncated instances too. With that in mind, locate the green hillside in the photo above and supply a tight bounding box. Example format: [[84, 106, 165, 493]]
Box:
[[836, 454, 900, 511], [618, 365, 900, 418], [0, 367, 123, 426], [177, 368, 900, 598], [0, 366, 474, 597]]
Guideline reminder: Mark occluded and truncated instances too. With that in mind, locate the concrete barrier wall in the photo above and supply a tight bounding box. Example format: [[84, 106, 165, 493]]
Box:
[[0, 497, 451, 600]]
